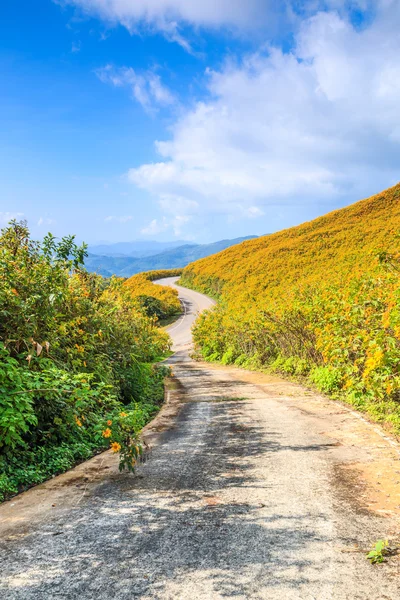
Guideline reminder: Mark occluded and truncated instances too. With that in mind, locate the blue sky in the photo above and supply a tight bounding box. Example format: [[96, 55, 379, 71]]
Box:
[[1, 1, 399, 244]]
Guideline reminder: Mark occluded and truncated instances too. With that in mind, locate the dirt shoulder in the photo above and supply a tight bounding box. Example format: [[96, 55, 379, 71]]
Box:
[[209, 361, 400, 520]]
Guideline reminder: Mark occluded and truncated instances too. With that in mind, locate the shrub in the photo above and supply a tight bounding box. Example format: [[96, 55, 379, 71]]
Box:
[[123, 272, 181, 319], [0, 221, 172, 501], [309, 367, 342, 394], [221, 347, 236, 365]]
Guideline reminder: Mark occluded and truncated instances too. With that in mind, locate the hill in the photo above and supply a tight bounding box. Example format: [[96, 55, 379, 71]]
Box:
[[84, 236, 257, 277], [181, 183, 400, 432]]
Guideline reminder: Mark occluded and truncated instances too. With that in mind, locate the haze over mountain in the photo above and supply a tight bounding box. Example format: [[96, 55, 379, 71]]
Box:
[[84, 236, 257, 277], [88, 240, 187, 258]]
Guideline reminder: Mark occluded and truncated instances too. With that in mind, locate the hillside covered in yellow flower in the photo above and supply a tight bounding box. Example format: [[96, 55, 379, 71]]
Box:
[[124, 269, 182, 320], [181, 183, 400, 432]]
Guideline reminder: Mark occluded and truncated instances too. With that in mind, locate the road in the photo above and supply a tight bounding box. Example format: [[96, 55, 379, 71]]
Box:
[[156, 276, 215, 352], [1, 278, 400, 598]]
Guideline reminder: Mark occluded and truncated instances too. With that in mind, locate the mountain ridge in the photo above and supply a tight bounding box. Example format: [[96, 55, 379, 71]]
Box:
[[88, 240, 187, 258], [84, 235, 258, 277]]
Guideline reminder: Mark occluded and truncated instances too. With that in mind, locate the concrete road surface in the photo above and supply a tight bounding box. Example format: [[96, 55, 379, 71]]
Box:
[[1, 277, 400, 599], [156, 276, 215, 352]]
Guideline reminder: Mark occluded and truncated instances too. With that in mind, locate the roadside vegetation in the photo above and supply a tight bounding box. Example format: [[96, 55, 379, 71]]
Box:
[[124, 269, 182, 323], [0, 222, 177, 502], [181, 183, 400, 434]]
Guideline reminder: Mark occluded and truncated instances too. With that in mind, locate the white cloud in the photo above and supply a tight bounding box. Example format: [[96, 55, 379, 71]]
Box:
[[128, 4, 400, 224], [158, 194, 199, 215], [96, 65, 175, 112], [38, 217, 56, 226], [246, 206, 264, 218], [59, 1, 380, 50], [141, 214, 191, 237], [0, 212, 24, 225], [61, 0, 277, 36], [104, 215, 133, 223], [141, 218, 167, 236]]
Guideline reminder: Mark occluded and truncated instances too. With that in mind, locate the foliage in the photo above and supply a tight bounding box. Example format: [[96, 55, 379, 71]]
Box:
[[181, 183, 400, 432], [141, 269, 184, 281], [309, 367, 342, 394], [0, 221, 171, 501], [124, 271, 181, 319], [98, 403, 156, 473], [367, 540, 390, 564]]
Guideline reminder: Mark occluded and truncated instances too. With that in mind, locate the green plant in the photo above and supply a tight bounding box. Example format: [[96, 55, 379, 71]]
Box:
[[98, 403, 158, 472], [221, 347, 236, 365], [0, 221, 173, 502], [309, 366, 342, 394], [367, 539, 390, 564]]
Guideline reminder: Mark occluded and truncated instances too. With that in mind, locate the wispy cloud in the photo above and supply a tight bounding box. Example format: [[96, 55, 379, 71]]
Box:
[[96, 65, 175, 113], [58, 1, 380, 52], [0, 212, 24, 225], [140, 218, 168, 236], [58, 0, 278, 50], [38, 217, 56, 226], [71, 40, 81, 53], [141, 215, 191, 237]]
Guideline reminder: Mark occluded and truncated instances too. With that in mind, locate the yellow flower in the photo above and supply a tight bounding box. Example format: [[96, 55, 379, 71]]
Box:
[[119, 412, 128, 418], [102, 428, 112, 438], [111, 442, 121, 453], [75, 416, 82, 427], [107, 420, 112, 426]]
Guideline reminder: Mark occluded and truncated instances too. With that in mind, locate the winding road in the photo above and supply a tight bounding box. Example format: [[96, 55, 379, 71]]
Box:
[[1, 278, 400, 598]]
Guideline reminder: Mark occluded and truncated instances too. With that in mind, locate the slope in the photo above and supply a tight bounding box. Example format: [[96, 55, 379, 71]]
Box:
[[181, 183, 400, 432]]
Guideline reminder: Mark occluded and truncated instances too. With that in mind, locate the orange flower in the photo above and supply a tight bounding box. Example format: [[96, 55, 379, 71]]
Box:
[[111, 442, 121, 453], [102, 428, 112, 438], [75, 416, 82, 427], [119, 412, 128, 418], [107, 420, 112, 426]]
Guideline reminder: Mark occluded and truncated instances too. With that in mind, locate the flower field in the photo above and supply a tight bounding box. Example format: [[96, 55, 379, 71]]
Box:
[[181, 183, 400, 433]]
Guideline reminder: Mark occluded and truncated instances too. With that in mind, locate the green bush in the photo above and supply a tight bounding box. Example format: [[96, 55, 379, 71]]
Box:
[[309, 366, 342, 394], [271, 355, 311, 376], [0, 221, 172, 501], [221, 347, 236, 365]]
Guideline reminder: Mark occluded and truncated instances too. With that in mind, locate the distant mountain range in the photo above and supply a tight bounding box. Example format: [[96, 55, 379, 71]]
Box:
[[88, 240, 187, 258], [84, 236, 258, 277]]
